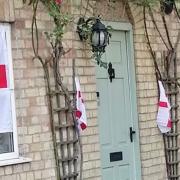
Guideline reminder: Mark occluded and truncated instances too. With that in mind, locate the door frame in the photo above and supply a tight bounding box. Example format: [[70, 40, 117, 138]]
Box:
[[97, 21, 142, 179]]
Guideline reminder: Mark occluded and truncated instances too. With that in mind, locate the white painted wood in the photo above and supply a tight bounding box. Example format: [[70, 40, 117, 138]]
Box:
[[0, 157, 32, 167], [0, 23, 19, 161]]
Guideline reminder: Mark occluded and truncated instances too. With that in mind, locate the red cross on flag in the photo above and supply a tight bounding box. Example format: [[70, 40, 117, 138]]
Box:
[[0, 64, 7, 88], [0, 28, 13, 133], [156, 81, 172, 133], [75, 77, 87, 131], [0, 28, 8, 88]]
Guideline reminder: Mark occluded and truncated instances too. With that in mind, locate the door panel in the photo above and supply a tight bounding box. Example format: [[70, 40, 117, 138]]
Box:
[[96, 31, 127, 79], [117, 166, 130, 180], [102, 167, 115, 180], [96, 29, 140, 179]]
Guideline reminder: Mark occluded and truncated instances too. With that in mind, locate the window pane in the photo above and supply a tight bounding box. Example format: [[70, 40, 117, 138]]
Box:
[[0, 133, 14, 154]]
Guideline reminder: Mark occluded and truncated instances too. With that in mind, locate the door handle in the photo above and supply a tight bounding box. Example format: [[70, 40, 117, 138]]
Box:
[[129, 127, 136, 142]]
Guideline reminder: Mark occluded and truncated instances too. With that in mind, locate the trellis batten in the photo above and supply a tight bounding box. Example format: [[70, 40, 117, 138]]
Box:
[[163, 53, 179, 180]]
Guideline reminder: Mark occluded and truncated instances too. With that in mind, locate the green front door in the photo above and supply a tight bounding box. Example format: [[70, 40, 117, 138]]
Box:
[[96, 27, 141, 180]]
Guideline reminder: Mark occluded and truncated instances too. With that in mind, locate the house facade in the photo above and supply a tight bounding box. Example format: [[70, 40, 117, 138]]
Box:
[[0, 0, 179, 179]]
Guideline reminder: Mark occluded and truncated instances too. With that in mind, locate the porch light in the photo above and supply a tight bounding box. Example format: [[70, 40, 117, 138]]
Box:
[[91, 19, 109, 53], [77, 17, 110, 68]]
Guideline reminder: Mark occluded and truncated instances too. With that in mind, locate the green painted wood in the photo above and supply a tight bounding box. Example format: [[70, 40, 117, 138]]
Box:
[[96, 24, 141, 180]]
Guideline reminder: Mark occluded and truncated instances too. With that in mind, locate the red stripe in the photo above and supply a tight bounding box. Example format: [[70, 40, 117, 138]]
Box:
[[167, 119, 172, 128], [0, 65, 7, 88], [80, 122, 87, 130], [159, 101, 168, 108]]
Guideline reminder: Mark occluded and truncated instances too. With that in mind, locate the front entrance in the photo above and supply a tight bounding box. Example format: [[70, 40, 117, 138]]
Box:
[[96, 23, 141, 180]]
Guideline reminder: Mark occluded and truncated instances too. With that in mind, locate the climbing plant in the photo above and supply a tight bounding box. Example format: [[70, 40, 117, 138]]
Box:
[[23, 0, 71, 52], [23, 1, 83, 180], [141, 1, 180, 179]]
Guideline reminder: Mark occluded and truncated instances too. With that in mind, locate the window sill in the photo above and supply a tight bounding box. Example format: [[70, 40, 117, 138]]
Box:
[[0, 157, 32, 167]]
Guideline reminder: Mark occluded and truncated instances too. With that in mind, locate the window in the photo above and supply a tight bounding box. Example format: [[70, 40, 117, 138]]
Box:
[[0, 24, 18, 160]]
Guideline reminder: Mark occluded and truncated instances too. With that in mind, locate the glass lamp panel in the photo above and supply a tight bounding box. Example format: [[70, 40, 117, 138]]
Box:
[[99, 31, 105, 46], [104, 31, 108, 46], [91, 31, 99, 46]]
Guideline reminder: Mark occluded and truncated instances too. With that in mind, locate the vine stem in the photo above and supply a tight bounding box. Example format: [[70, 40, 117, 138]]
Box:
[[28, 1, 84, 179], [144, 7, 171, 178], [143, 6, 162, 80], [31, 0, 39, 57], [174, 2, 180, 21], [168, 30, 180, 67], [161, 12, 173, 49], [80, 0, 83, 15], [35, 55, 62, 180], [72, 59, 83, 180], [83, 0, 90, 18], [148, 6, 170, 50]]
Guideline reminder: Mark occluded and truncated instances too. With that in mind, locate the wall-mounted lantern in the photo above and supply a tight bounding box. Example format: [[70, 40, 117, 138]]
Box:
[[77, 17, 111, 68], [91, 19, 109, 54]]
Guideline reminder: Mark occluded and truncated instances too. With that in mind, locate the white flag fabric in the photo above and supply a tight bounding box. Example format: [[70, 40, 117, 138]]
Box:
[[75, 77, 87, 131], [0, 28, 13, 133], [156, 81, 172, 133], [0, 90, 13, 132], [0, 28, 8, 65], [0, 28, 9, 88]]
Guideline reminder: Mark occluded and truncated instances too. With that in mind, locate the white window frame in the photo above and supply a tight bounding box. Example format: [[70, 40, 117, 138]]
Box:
[[0, 24, 19, 161]]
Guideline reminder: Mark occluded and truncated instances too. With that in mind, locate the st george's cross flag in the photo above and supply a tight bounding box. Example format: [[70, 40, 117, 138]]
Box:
[[0, 27, 13, 133], [75, 77, 87, 131], [156, 81, 172, 133]]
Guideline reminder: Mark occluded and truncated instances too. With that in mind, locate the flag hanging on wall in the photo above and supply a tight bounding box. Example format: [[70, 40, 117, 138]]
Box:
[[156, 81, 172, 133], [0, 28, 13, 133], [75, 77, 87, 131]]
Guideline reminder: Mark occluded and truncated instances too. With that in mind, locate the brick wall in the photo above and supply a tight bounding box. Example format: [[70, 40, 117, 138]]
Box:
[[0, 0, 179, 180], [0, 0, 14, 22], [0, 0, 56, 179]]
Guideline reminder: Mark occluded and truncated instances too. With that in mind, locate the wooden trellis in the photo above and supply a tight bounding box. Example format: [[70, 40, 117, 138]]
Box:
[[46, 59, 82, 180], [25, 0, 83, 177], [162, 52, 179, 180], [143, 5, 180, 179], [50, 91, 79, 180]]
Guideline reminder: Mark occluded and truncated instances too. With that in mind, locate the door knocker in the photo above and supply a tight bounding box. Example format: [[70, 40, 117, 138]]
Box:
[[108, 62, 115, 82]]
